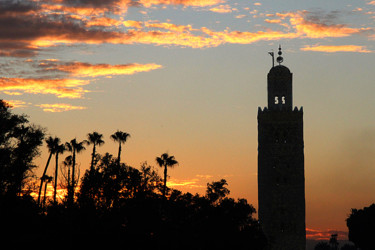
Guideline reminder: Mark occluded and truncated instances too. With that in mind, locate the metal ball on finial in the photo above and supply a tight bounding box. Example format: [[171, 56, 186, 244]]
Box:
[[276, 45, 283, 65]]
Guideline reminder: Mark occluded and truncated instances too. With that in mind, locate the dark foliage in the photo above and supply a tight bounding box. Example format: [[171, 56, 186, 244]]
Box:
[[347, 203, 375, 250], [314, 242, 331, 250], [0, 100, 45, 196], [0, 99, 267, 249], [340, 244, 356, 250]]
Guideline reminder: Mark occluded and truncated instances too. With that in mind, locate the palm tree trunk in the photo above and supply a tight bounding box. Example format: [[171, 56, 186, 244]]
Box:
[[67, 166, 71, 199], [91, 144, 96, 169], [43, 181, 48, 208], [69, 150, 76, 206], [163, 165, 167, 198], [38, 152, 52, 206], [53, 153, 59, 204], [117, 142, 121, 165]]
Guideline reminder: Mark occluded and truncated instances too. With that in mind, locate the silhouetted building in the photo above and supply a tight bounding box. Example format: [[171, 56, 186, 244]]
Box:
[[257, 46, 306, 250]]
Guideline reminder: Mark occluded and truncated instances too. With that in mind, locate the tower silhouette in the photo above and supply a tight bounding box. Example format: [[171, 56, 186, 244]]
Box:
[[257, 46, 306, 250]]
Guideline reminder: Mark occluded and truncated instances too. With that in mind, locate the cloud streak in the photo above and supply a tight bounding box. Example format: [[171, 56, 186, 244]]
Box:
[[306, 228, 348, 241], [36, 103, 87, 112], [301, 45, 372, 53], [0, 61, 162, 100], [0, 77, 89, 99], [39, 61, 163, 78]]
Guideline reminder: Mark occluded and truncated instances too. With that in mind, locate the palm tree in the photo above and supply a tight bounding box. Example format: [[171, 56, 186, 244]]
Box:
[[62, 155, 73, 196], [86, 131, 105, 170], [38, 136, 60, 206], [110, 130, 130, 165], [53, 143, 66, 204], [65, 138, 86, 205], [42, 175, 53, 208], [156, 152, 178, 198]]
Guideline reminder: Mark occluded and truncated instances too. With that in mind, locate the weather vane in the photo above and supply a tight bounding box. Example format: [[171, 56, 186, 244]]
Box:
[[268, 50, 274, 68]]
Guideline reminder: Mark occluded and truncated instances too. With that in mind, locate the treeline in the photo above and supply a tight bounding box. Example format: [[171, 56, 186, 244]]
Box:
[[0, 100, 267, 249]]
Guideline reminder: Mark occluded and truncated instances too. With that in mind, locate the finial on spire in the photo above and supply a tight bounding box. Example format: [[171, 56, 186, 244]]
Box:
[[276, 45, 283, 65]]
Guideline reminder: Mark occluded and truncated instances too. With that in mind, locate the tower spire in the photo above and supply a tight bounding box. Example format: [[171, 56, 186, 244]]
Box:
[[276, 45, 283, 65]]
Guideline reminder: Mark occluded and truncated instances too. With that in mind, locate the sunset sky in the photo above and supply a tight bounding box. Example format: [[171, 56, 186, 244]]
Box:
[[2, 0, 375, 241]]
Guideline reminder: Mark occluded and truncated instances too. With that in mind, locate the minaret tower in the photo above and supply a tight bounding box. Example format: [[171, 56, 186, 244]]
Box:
[[257, 46, 306, 250]]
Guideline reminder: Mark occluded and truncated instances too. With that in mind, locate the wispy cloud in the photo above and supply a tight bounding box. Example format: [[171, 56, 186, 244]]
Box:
[[0, 77, 89, 99], [39, 61, 163, 78], [169, 174, 230, 190], [306, 228, 348, 241], [209, 5, 234, 13], [280, 11, 367, 38], [301, 45, 372, 53], [139, 0, 225, 8], [3, 99, 30, 108], [168, 178, 205, 189], [36, 103, 87, 112], [0, 60, 162, 102]]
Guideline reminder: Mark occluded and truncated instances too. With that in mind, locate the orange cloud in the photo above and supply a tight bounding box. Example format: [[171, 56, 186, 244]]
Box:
[[36, 103, 87, 112], [1, 2, 371, 58], [145, 22, 194, 32], [120, 29, 222, 48], [53, 62, 163, 77], [3, 100, 29, 108], [306, 228, 348, 241], [301, 45, 372, 53], [0, 78, 89, 99], [0, 59, 162, 100], [201, 27, 299, 44], [265, 19, 282, 24], [41, 0, 133, 16], [123, 20, 143, 29], [209, 5, 233, 13], [288, 11, 364, 38], [168, 178, 205, 189], [235, 14, 246, 19], [2, 91, 23, 96], [139, 0, 224, 8], [85, 17, 124, 27], [368, 1, 375, 5]]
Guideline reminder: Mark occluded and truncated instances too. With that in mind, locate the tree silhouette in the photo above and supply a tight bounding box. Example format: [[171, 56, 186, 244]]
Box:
[[53, 142, 66, 204], [86, 131, 104, 170], [65, 138, 86, 206], [78, 155, 162, 209], [62, 155, 73, 196], [340, 244, 356, 250], [314, 242, 331, 250], [0, 99, 270, 249], [340, 244, 357, 250], [110, 130, 130, 165], [206, 179, 230, 204], [37, 136, 59, 205], [329, 234, 339, 250], [156, 152, 178, 198], [347, 203, 375, 250], [42, 175, 53, 208]]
